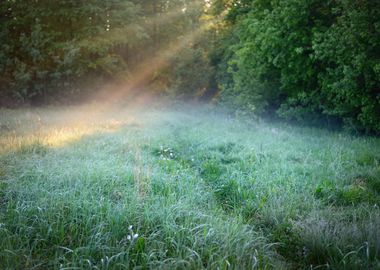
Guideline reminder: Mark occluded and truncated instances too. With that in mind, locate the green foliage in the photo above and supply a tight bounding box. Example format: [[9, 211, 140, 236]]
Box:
[[168, 47, 213, 99], [0, 0, 147, 104], [1, 0, 379, 134], [215, 0, 380, 133], [313, 0, 380, 133], [0, 0, 218, 104], [0, 0, 215, 104]]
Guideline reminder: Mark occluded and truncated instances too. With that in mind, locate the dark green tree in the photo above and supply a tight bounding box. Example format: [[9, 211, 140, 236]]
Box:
[[215, 0, 380, 133]]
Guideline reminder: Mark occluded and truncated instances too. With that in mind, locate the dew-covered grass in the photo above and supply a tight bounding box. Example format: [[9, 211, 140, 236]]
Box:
[[0, 103, 379, 269]]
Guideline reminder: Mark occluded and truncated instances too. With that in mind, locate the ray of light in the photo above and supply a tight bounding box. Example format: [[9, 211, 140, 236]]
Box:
[[91, 17, 220, 110]]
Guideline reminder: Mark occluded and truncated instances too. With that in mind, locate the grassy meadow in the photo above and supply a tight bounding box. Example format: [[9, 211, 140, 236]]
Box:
[[0, 104, 379, 269]]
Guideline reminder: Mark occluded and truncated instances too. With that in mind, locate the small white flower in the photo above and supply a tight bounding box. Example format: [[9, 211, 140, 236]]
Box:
[[127, 235, 131, 240], [133, 234, 139, 239], [128, 225, 133, 230]]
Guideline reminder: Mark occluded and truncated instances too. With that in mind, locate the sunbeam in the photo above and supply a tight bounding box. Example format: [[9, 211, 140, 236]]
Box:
[[90, 17, 220, 110]]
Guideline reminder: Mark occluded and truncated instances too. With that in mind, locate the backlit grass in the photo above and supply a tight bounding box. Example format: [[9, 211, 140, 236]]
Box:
[[0, 104, 379, 269]]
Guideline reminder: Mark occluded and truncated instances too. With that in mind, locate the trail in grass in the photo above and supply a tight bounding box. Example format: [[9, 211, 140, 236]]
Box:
[[0, 104, 379, 269]]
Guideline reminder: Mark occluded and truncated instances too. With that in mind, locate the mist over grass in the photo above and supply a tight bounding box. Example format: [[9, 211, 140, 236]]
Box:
[[0, 103, 379, 269]]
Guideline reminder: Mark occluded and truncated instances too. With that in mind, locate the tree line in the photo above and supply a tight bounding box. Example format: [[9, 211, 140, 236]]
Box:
[[1, 0, 379, 133]]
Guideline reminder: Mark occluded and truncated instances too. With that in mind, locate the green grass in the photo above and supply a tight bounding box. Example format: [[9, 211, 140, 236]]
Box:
[[0, 103, 379, 269]]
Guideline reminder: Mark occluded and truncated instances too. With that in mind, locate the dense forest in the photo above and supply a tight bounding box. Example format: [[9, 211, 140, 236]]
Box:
[[1, 0, 379, 133]]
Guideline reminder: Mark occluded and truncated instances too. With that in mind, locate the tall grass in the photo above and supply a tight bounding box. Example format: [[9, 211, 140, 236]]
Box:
[[0, 104, 379, 269]]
